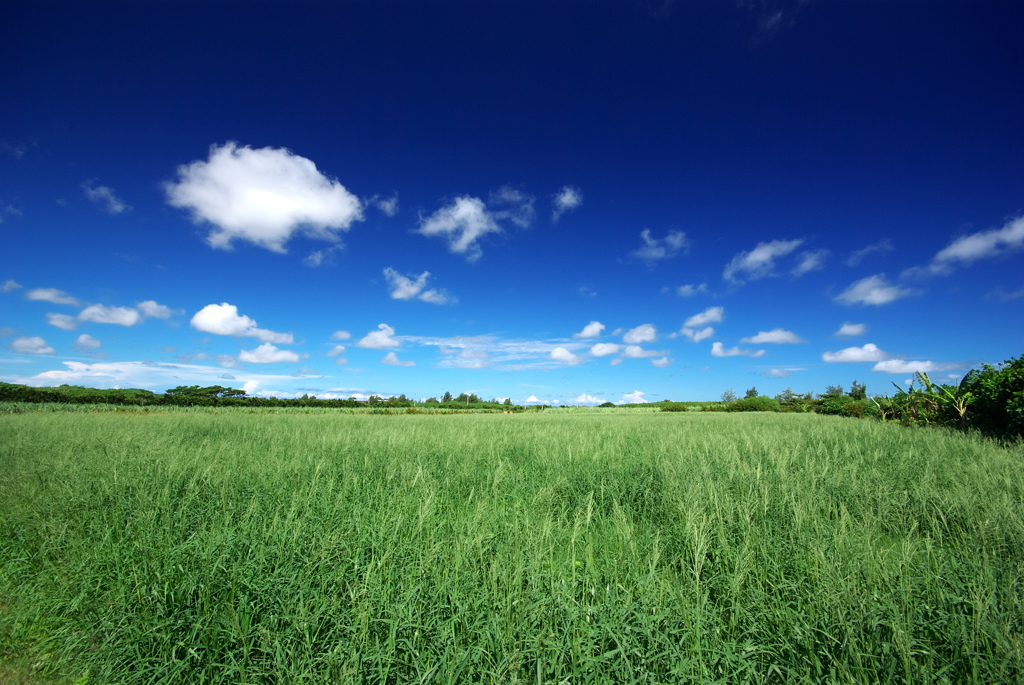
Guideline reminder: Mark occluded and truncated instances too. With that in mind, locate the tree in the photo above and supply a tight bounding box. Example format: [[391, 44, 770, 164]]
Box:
[[442, 391, 453, 403], [848, 381, 866, 400], [503, 398, 512, 406], [775, 387, 797, 404], [425, 397, 439, 404], [721, 389, 737, 402], [824, 384, 844, 397], [745, 387, 758, 399]]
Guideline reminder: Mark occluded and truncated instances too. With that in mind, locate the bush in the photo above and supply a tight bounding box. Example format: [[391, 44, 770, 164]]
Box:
[[725, 396, 780, 412], [819, 394, 855, 415], [961, 354, 1024, 440]]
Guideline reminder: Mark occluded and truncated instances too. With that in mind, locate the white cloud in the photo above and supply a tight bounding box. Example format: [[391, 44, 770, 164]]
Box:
[[680, 327, 714, 343], [78, 304, 141, 327], [2, 279, 21, 293], [357, 323, 400, 349], [46, 313, 77, 330], [684, 307, 724, 327], [762, 368, 800, 378], [623, 324, 656, 344], [550, 346, 584, 365], [326, 345, 346, 357], [10, 336, 55, 355], [238, 342, 301, 364], [303, 245, 344, 268], [991, 285, 1024, 301], [723, 239, 803, 283], [82, 181, 130, 214], [72, 334, 102, 352], [165, 142, 363, 253], [619, 390, 647, 404], [525, 395, 542, 404], [552, 186, 582, 222], [676, 283, 708, 297], [576, 393, 601, 404], [374, 194, 399, 216], [822, 343, 888, 363], [791, 249, 829, 277], [631, 229, 688, 261], [381, 351, 415, 367], [835, 322, 866, 337], [190, 303, 293, 344], [383, 267, 451, 304], [740, 328, 806, 344], [651, 357, 672, 368], [711, 342, 766, 358], [330, 330, 351, 340], [847, 239, 894, 266], [872, 359, 943, 374], [609, 358, 623, 367], [574, 321, 605, 338], [489, 186, 535, 228], [927, 215, 1024, 274], [27, 288, 79, 306], [452, 348, 489, 369], [418, 196, 502, 262], [623, 345, 660, 359], [136, 300, 173, 319], [589, 342, 621, 357], [835, 274, 915, 306]]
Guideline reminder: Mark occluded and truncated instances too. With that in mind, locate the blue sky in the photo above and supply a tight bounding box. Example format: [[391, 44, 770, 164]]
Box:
[[2, 1, 1022, 404]]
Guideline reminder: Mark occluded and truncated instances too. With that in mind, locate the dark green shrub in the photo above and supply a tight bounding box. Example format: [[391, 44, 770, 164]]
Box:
[[726, 396, 780, 412], [819, 394, 854, 415], [961, 354, 1024, 440]]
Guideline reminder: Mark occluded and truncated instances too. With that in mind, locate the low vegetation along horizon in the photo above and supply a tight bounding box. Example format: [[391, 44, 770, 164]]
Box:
[[3, 384, 1024, 683]]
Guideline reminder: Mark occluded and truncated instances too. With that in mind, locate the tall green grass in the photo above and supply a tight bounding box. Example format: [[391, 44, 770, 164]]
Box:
[[2, 411, 1023, 683]]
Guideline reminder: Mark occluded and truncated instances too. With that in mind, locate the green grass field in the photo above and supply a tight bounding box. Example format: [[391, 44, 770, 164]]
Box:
[[2, 408, 1023, 683]]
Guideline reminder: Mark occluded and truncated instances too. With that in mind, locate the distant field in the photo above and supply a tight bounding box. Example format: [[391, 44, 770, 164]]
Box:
[[2, 409, 1023, 683]]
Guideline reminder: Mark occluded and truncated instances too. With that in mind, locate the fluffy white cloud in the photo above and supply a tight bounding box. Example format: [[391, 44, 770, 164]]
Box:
[[330, 330, 351, 340], [46, 313, 77, 330], [374, 194, 399, 216], [623, 345, 660, 359], [381, 351, 415, 367], [872, 359, 942, 374], [2, 279, 23, 293], [619, 390, 647, 404], [552, 186, 582, 222], [740, 328, 806, 344], [525, 395, 542, 404], [382, 267, 451, 304], [792, 249, 829, 277], [835, 274, 915, 306], [418, 196, 502, 262], [723, 239, 803, 283], [623, 324, 656, 344], [835, 322, 866, 337], [589, 342, 621, 357], [10, 336, 55, 355], [574, 321, 605, 338], [676, 283, 708, 297], [165, 142, 363, 253], [631, 229, 688, 261], [711, 342, 766, 358], [684, 306, 723, 327], [847, 239, 894, 266], [822, 343, 888, 363], [72, 334, 101, 352], [550, 346, 584, 365], [191, 303, 293, 344], [79, 304, 141, 327], [82, 181, 130, 214], [652, 357, 672, 368], [136, 300, 173, 319], [357, 323, 400, 349], [326, 345, 346, 357], [927, 216, 1024, 274], [238, 342, 301, 364], [576, 393, 601, 404], [680, 326, 714, 343], [27, 288, 79, 306]]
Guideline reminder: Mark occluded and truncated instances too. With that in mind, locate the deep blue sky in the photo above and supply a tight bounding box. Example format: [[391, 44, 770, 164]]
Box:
[[2, 1, 1022, 404]]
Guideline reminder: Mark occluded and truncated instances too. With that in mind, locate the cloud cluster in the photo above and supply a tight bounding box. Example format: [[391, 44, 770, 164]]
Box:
[[589, 342, 620, 357], [2, 280, 22, 293], [381, 351, 415, 367], [357, 323, 400, 349], [821, 343, 888, 363], [27, 288, 80, 306], [165, 142, 363, 253], [684, 307, 723, 328], [38, 297, 176, 331], [191, 303, 293, 344], [791, 249, 829, 277], [550, 346, 584, 365], [239, 343, 301, 364], [711, 342, 765, 358], [552, 186, 582, 222], [418, 196, 502, 262], [927, 215, 1024, 274], [9, 336, 55, 355], [623, 324, 656, 344], [676, 283, 708, 297], [574, 321, 605, 338], [835, 322, 866, 337], [631, 230, 688, 261], [383, 268, 451, 304], [740, 328, 805, 344], [82, 181, 130, 214], [847, 239, 894, 266]]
